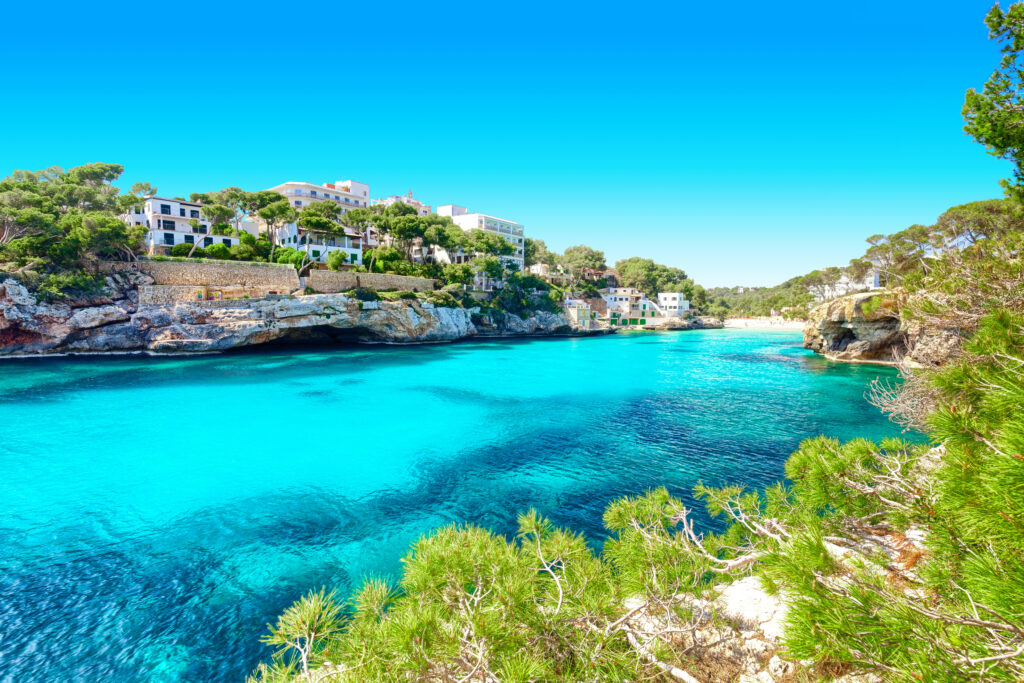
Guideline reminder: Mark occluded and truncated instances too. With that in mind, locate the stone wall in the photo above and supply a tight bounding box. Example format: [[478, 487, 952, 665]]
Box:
[[139, 285, 283, 305], [307, 270, 434, 293], [103, 261, 300, 291]]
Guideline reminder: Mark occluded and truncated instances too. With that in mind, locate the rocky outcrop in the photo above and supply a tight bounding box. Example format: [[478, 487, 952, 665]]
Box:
[[646, 316, 724, 330], [476, 310, 575, 337], [0, 277, 588, 356], [803, 292, 960, 366]]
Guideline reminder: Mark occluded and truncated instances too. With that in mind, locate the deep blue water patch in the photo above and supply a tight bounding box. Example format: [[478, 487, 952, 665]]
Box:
[[0, 329, 920, 681]]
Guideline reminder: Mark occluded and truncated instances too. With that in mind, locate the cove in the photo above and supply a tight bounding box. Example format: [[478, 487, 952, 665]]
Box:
[[0, 329, 917, 681]]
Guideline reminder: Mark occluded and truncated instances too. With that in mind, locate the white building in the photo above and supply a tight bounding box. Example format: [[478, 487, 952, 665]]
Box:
[[657, 292, 691, 317], [269, 179, 370, 213], [125, 197, 243, 255], [563, 298, 594, 331], [815, 268, 883, 301], [601, 287, 664, 325], [261, 180, 370, 265], [527, 263, 571, 285], [372, 191, 431, 217], [436, 204, 525, 289]]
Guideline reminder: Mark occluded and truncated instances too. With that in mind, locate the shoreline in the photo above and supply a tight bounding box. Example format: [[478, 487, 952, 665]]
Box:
[[724, 317, 805, 330]]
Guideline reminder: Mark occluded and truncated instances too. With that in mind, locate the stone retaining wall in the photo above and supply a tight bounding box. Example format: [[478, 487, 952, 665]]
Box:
[[308, 270, 434, 293], [139, 285, 282, 304], [103, 261, 300, 291]]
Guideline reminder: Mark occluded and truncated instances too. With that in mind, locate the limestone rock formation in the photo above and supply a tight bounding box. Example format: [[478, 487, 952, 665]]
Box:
[[803, 291, 960, 366], [0, 277, 585, 356], [803, 292, 904, 362]]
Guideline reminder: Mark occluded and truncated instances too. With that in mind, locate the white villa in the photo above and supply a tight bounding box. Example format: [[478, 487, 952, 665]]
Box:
[[657, 292, 691, 317], [527, 263, 571, 285], [601, 287, 661, 325], [600, 288, 693, 326], [126, 197, 248, 255], [261, 180, 370, 265], [815, 268, 883, 301], [372, 191, 431, 217], [436, 204, 525, 289]]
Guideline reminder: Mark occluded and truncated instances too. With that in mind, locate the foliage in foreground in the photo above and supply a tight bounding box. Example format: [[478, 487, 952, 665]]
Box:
[[251, 301, 1024, 681]]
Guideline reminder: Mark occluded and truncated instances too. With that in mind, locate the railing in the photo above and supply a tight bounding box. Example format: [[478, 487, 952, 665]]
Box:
[[285, 189, 365, 206]]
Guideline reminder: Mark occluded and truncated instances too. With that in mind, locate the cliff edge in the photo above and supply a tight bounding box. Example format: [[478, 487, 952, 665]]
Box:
[[0, 276, 581, 356]]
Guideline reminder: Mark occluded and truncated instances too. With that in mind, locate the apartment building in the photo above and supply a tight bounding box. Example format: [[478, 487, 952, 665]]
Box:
[[434, 204, 525, 288], [260, 179, 370, 265], [125, 197, 244, 254]]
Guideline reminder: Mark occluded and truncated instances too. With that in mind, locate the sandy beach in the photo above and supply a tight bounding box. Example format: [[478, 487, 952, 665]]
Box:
[[724, 317, 806, 330]]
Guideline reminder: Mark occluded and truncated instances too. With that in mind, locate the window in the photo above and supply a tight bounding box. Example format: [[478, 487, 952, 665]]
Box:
[[160, 204, 171, 215], [179, 208, 185, 217], [312, 250, 320, 258], [203, 237, 213, 247], [161, 219, 175, 229], [190, 210, 199, 219], [184, 235, 194, 244], [295, 201, 302, 206], [163, 233, 174, 245], [222, 239, 231, 246], [310, 190, 317, 197], [196, 226, 207, 234]]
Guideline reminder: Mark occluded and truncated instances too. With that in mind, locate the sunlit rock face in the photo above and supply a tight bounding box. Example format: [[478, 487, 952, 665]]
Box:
[[0, 277, 581, 356], [803, 291, 960, 366]]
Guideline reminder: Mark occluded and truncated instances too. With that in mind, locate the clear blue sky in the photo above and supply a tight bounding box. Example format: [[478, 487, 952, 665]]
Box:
[[0, 1, 1011, 286]]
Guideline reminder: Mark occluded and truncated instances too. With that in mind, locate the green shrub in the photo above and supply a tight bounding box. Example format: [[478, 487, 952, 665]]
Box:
[[230, 243, 257, 261], [424, 290, 460, 308], [204, 242, 232, 260], [169, 243, 206, 258], [35, 271, 104, 301]]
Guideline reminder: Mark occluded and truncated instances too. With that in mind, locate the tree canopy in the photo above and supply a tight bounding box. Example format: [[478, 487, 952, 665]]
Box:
[[614, 257, 694, 299], [0, 163, 148, 297]]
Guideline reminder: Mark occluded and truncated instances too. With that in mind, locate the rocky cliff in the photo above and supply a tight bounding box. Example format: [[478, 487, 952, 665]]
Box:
[[803, 291, 960, 366], [0, 276, 584, 356]]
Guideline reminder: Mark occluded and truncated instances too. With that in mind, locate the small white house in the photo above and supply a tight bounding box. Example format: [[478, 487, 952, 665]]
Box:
[[563, 298, 593, 330], [815, 269, 883, 301], [125, 197, 241, 255], [657, 292, 691, 317], [600, 287, 665, 325]]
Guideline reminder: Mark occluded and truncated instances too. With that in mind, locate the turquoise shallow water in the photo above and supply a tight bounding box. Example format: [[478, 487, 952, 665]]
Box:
[[0, 330, 916, 681]]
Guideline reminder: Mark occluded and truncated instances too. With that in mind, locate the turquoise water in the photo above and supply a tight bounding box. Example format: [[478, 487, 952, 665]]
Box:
[[0, 330, 916, 681]]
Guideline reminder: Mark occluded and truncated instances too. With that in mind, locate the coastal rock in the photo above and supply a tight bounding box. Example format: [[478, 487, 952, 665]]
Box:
[[713, 576, 788, 643], [68, 304, 130, 330], [803, 292, 962, 365], [641, 316, 724, 330], [0, 277, 583, 356], [803, 292, 904, 362]]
